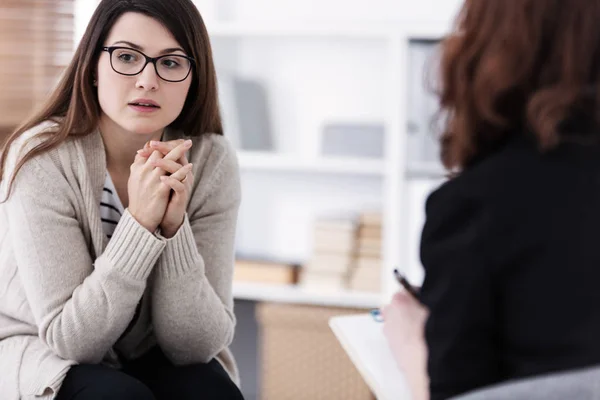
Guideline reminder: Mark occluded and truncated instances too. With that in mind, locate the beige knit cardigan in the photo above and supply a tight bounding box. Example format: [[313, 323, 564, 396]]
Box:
[[0, 121, 241, 399]]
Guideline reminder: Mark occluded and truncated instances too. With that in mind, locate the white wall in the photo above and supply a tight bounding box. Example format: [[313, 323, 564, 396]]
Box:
[[74, 0, 99, 47], [76, 0, 464, 45], [197, 0, 463, 25]]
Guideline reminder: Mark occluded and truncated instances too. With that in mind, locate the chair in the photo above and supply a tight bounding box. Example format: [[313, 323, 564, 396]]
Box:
[[451, 365, 600, 400]]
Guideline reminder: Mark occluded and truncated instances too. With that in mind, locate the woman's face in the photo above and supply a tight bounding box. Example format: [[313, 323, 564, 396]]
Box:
[[96, 12, 193, 136]]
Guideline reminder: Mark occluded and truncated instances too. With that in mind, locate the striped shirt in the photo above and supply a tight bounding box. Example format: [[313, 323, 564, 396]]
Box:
[[101, 172, 142, 342], [101, 173, 124, 239]]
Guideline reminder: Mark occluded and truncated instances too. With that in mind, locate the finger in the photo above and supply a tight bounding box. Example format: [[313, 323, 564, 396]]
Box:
[[147, 150, 164, 164], [163, 140, 192, 162], [393, 291, 411, 305], [381, 305, 389, 319], [138, 141, 152, 156], [133, 151, 147, 165], [136, 148, 151, 158], [182, 171, 193, 186], [179, 152, 189, 167], [150, 158, 184, 175], [170, 163, 193, 182], [149, 139, 185, 155], [160, 175, 186, 194], [149, 139, 189, 165]]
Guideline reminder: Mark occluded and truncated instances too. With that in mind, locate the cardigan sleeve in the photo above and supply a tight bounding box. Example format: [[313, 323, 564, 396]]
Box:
[[419, 184, 501, 400], [151, 135, 241, 365], [5, 157, 165, 364]]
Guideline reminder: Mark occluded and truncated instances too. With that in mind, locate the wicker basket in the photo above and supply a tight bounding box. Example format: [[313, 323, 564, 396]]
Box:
[[256, 302, 376, 400]]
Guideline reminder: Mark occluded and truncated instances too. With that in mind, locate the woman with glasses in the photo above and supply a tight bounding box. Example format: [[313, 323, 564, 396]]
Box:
[[0, 0, 243, 399]]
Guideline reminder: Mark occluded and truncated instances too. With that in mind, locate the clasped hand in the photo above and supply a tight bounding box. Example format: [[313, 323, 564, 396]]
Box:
[[128, 139, 194, 238]]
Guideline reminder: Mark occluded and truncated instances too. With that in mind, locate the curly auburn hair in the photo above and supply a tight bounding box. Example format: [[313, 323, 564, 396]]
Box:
[[437, 0, 600, 171]]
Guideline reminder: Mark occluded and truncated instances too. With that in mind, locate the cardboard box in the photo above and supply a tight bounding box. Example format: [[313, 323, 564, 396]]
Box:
[[256, 302, 376, 400]]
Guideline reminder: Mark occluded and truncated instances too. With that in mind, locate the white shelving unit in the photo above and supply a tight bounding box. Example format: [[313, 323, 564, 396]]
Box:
[[238, 152, 446, 178], [407, 162, 447, 179], [233, 282, 382, 309], [238, 151, 385, 176], [208, 21, 449, 309]]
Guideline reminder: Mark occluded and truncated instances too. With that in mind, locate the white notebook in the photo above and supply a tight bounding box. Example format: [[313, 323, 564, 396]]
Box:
[[329, 313, 412, 400]]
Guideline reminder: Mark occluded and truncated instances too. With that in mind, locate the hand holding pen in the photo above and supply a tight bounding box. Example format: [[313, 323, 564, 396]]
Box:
[[393, 268, 421, 303], [370, 268, 422, 322]]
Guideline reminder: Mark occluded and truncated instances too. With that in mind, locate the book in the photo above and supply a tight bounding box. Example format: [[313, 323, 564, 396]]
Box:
[[304, 253, 355, 274], [359, 211, 383, 227], [234, 77, 273, 151], [234, 258, 300, 285], [299, 270, 349, 291]]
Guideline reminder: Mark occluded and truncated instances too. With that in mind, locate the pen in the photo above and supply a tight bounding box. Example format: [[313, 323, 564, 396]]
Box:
[[393, 268, 421, 303]]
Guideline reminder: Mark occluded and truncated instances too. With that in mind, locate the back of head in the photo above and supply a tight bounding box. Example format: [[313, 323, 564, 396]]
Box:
[[438, 0, 600, 171]]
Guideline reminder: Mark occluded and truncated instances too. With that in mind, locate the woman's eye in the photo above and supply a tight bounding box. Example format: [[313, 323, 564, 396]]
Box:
[[117, 53, 137, 63], [161, 59, 181, 69]]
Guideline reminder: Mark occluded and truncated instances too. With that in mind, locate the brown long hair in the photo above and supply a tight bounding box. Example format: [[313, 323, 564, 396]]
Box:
[[437, 0, 600, 171], [0, 0, 222, 197]]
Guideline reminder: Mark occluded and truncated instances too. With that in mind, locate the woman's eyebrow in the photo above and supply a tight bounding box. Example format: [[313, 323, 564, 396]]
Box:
[[111, 40, 186, 55]]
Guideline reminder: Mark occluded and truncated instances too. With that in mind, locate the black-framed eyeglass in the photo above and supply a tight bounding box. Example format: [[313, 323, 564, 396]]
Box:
[[101, 46, 195, 83]]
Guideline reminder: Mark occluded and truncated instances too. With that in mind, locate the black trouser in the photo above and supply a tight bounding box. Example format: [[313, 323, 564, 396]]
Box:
[[55, 346, 244, 400]]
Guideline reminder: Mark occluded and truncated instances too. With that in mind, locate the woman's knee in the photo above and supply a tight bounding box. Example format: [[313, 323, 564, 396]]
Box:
[[152, 359, 244, 399], [186, 360, 244, 399], [56, 364, 155, 400]]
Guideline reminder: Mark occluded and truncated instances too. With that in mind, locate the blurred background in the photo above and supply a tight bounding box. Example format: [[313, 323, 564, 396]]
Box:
[[0, 0, 462, 398]]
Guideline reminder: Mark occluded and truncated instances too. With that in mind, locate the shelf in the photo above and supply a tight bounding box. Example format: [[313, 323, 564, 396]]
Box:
[[233, 282, 383, 309], [407, 162, 447, 179], [403, 24, 449, 41], [237, 151, 385, 176], [237, 152, 446, 178]]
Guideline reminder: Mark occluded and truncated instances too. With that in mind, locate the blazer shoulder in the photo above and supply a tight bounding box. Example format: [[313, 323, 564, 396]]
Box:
[[429, 136, 537, 206]]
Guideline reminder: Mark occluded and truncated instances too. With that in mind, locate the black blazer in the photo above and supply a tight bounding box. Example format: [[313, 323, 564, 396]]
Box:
[[420, 134, 600, 400]]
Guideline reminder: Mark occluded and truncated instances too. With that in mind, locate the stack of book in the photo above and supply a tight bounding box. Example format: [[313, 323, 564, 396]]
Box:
[[234, 256, 300, 285], [348, 211, 382, 293], [300, 215, 359, 291]]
